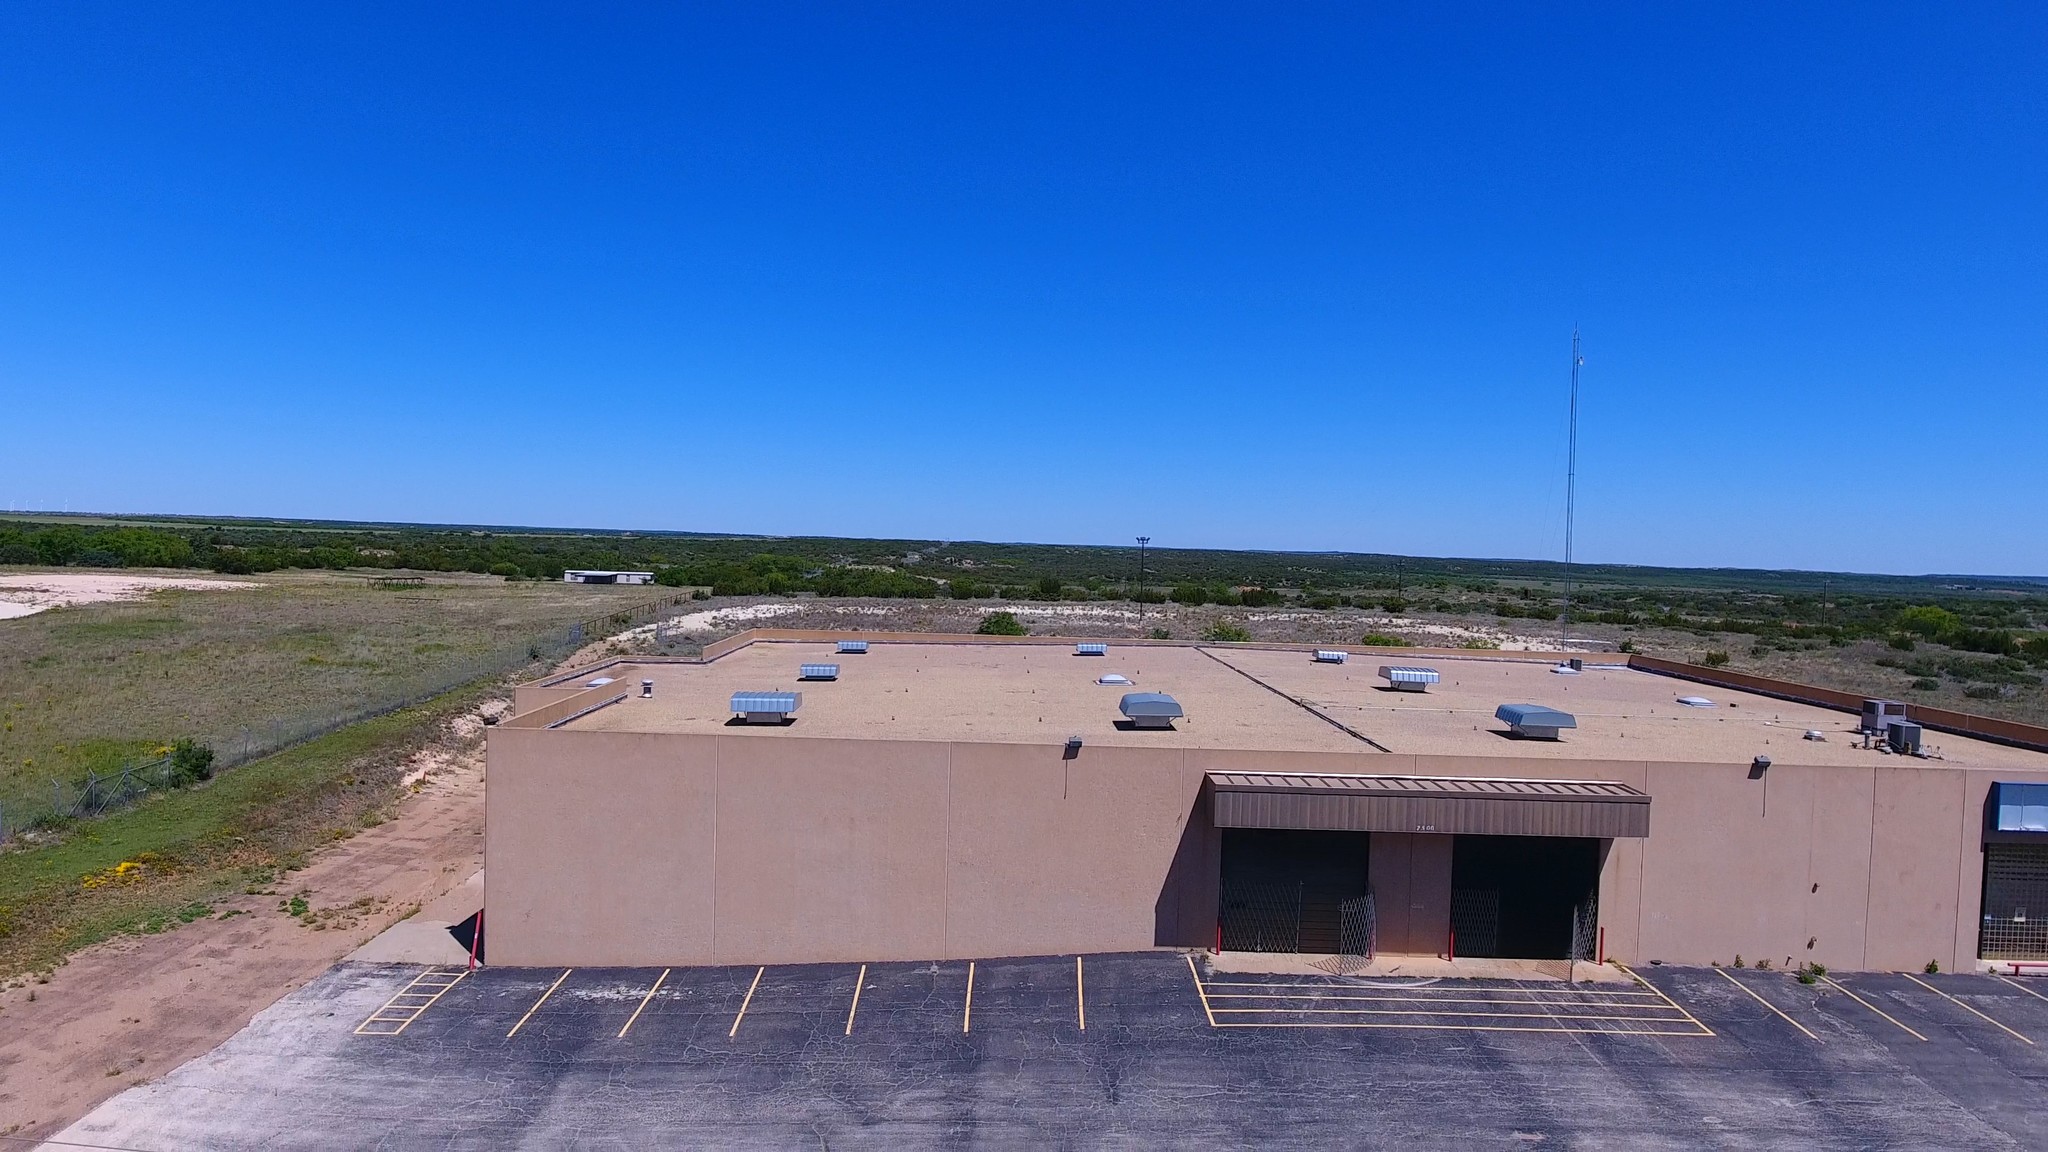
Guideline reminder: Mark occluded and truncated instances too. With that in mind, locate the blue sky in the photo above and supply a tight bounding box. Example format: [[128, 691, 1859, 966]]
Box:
[[1, 4, 2042, 575]]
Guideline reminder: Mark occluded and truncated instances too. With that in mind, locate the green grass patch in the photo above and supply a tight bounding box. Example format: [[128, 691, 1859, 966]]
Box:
[[0, 678, 492, 975]]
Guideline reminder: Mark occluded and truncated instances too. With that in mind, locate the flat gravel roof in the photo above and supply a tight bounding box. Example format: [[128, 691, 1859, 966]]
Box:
[[544, 639, 2048, 770]]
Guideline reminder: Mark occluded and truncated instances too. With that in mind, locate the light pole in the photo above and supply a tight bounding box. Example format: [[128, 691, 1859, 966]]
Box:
[[1135, 536, 1150, 632]]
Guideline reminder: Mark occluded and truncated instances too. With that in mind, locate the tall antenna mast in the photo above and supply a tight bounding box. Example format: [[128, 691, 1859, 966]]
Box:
[[1562, 328, 1582, 652]]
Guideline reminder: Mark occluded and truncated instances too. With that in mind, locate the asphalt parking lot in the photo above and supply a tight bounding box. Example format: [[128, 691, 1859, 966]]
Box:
[[51, 953, 2048, 1150]]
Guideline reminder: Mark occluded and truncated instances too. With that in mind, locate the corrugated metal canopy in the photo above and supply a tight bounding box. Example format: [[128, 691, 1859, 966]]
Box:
[[1313, 650, 1348, 663], [1208, 771, 1649, 838], [798, 664, 839, 680], [731, 691, 801, 714], [1992, 782, 2048, 834], [836, 640, 869, 653], [1379, 666, 1441, 684], [1076, 643, 1108, 655]]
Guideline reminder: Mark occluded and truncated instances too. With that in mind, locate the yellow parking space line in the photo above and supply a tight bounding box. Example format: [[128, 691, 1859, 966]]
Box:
[[1714, 968, 1821, 1041], [1213, 1020, 1712, 1036], [1902, 973, 2033, 1044], [1204, 991, 1690, 1010], [1994, 974, 2048, 1003], [1195, 979, 1662, 997], [844, 964, 867, 1036], [962, 961, 975, 1034], [355, 967, 468, 1036], [1614, 963, 1716, 1037], [1211, 1006, 1690, 1024], [729, 966, 764, 1038], [1819, 975, 1927, 1041], [1186, 955, 1218, 1028], [1076, 956, 1086, 1031], [618, 969, 669, 1039], [507, 968, 572, 1038]]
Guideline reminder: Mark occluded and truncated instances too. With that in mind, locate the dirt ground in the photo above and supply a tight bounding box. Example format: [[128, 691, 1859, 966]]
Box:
[[0, 706, 491, 1140], [0, 570, 263, 620]]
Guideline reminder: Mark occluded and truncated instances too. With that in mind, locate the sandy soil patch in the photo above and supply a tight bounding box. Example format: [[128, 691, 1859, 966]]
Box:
[[0, 702, 491, 1140], [0, 573, 264, 620]]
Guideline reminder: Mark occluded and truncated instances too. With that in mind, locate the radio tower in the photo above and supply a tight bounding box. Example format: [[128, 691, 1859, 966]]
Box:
[[1562, 329, 1582, 653]]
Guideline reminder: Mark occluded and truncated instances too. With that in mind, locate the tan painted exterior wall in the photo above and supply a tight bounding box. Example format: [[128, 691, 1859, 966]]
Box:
[[485, 727, 2048, 971]]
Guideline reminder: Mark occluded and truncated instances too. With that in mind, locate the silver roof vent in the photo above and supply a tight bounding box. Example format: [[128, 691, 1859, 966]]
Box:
[[731, 691, 801, 725], [1313, 650, 1348, 664], [1119, 692, 1184, 730], [1076, 642, 1108, 656], [1378, 665, 1440, 691], [799, 664, 839, 681], [837, 640, 869, 654], [1495, 703, 1576, 740]]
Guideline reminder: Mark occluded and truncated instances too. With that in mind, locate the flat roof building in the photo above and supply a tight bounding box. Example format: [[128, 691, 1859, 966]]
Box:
[[486, 631, 2048, 973]]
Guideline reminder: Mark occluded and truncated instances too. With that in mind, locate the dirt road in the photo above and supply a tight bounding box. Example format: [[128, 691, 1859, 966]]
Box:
[[0, 716, 489, 1140]]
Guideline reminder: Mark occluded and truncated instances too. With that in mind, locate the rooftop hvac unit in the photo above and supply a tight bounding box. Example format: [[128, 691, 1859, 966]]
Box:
[[731, 691, 801, 724], [1119, 692, 1184, 730], [837, 640, 869, 654], [1313, 650, 1348, 664], [1860, 698, 1907, 734], [1076, 643, 1108, 656], [1097, 673, 1133, 685], [1885, 719, 1922, 755], [1495, 703, 1576, 740], [798, 664, 839, 681], [1378, 665, 1441, 692]]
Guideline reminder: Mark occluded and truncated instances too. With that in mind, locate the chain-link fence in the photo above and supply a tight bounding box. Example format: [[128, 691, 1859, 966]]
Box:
[[0, 592, 690, 845]]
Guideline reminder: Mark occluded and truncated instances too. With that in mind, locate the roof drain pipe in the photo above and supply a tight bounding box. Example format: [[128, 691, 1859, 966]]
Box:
[[1195, 648, 1392, 753]]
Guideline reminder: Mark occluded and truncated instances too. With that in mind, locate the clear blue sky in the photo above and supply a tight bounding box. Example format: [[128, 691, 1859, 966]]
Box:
[[2, 4, 2042, 575]]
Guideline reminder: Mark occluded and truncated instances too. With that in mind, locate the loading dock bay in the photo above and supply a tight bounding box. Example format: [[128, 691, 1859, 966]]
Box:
[[59, 953, 2048, 1150]]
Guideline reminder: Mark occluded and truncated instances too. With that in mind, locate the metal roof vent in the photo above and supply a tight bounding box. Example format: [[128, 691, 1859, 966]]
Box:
[[585, 676, 616, 687], [1097, 673, 1133, 685], [1313, 650, 1348, 664], [1378, 666, 1440, 692], [799, 663, 839, 681], [1495, 703, 1576, 740], [731, 691, 801, 725], [1076, 642, 1108, 656], [1677, 696, 1715, 708], [1119, 692, 1183, 730], [640, 679, 654, 698], [837, 640, 869, 654]]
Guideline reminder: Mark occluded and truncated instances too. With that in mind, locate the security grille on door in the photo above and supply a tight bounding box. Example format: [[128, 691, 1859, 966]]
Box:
[[1449, 889, 1500, 958], [1220, 880, 1302, 953], [1980, 843, 2048, 961], [1570, 893, 1600, 963], [1327, 891, 1377, 975]]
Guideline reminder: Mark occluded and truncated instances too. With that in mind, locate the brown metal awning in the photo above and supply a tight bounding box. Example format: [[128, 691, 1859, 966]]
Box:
[[1207, 772, 1650, 838]]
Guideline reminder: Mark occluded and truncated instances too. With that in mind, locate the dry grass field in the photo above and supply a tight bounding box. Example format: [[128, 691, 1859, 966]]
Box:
[[0, 569, 658, 798]]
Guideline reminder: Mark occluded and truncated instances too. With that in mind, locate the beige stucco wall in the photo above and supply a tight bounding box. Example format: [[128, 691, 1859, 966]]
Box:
[[485, 728, 2048, 971]]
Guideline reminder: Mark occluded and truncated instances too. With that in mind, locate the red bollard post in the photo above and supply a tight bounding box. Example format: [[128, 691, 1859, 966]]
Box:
[[468, 909, 484, 971], [1598, 926, 1605, 965], [1448, 927, 1456, 963], [1214, 920, 1222, 956]]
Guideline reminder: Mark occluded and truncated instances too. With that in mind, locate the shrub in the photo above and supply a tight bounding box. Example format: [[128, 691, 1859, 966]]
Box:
[[1618, 640, 1635, 653], [1924, 959, 1939, 974], [1910, 678, 1940, 691], [487, 562, 521, 579], [1238, 588, 1283, 608], [1360, 633, 1404, 646], [169, 739, 215, 787], [1131, 588, 1167, 604], [1888, 635, 1917, 652], [76, 549, 123, 568], [975, 611, 1027, 636], [1170, 584, 1209, 606], [1964, 684, 2002, 700], [1703, 651, 1731, 668], [1202, 622, 1252, 643], [947, 580, 994, 600], [1380, 598, 1407, 614], [1031, 576, 1065, 600], [1148, 628, 1171, 640], [1896, 605, 1960, 638], [1458, 637, 1501, 650]]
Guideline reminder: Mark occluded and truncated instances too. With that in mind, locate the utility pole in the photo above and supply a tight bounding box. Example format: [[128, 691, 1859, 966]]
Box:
[[1562, 329, 1582, 653], [1135, 536, 1150, 632]]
